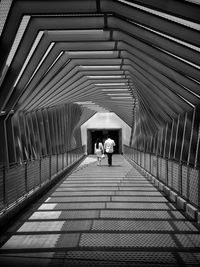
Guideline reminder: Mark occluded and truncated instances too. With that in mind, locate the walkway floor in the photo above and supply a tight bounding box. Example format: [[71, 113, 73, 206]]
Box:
[[0, 155, 200, 266]]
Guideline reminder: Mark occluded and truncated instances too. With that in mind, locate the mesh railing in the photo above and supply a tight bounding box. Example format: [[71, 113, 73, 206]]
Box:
[[0, 146, 85, 214], [124, 145, 200, 209]]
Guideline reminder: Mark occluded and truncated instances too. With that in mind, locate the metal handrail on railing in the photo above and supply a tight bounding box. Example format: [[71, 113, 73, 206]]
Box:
[[0, 145, 85, 215], [123, 145, 200, 209]]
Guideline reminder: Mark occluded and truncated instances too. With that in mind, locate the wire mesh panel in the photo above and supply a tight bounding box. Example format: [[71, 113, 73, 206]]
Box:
[[157, 157, 162, 182], [145, 153, 150, 171], [131, 148, 134, 161], [137, 151, 140, 165], [58, 154, 63, 172], [51, 155, 57, 177], [181, 165, 188, 199], [167, 161, 173, 188], [72, 151, 75, 164], [135, 150, 138, 163], [142, 152, 145, 168], [151, 155, 157, 177], [130, 147, 133, 160], [41, 157, 50, 183], [5, 165, 26, 206], [67, 152, 70, 165], [75, 150, 78, 161], [130, 148, 133, 161], [172, 162, 180, 193], [157, 157, 166, 183], [188, 167, 199, 207], [144, 153, 147, 171], [0, 167, 4, 211], [160, 158, 167, 183], [27, 161, 40, 191], [63, 152, 68, 168], [127, 147, 131, 160], [128, 147, 131, 160], [124, 145, 200, 210], [141, 152, 144, 168]]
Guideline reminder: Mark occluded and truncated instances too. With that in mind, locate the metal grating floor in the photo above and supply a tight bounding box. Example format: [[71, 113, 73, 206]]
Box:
[[0, 155, 200, 267]]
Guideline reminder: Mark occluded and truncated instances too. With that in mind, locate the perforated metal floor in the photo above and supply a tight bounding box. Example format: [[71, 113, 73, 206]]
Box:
[[0, 155, 200, 267]]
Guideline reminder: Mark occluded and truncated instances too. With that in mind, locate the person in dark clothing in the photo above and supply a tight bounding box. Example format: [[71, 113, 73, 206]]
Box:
[[104, 135, 115, 166]]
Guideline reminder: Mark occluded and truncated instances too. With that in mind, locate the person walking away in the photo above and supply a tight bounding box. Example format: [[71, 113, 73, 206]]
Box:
[[104, 135, 115, 166], [94, 138, 104, 166]]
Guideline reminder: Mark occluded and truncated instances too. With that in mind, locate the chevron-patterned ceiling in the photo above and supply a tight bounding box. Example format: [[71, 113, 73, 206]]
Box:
[[0, 0, 200, 132]]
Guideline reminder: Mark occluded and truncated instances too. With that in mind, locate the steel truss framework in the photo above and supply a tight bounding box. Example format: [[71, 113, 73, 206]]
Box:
[[0, 0, 200, 168]]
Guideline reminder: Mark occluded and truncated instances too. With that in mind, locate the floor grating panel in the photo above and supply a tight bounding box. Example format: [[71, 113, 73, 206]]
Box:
[[1, 155, 200, 267]]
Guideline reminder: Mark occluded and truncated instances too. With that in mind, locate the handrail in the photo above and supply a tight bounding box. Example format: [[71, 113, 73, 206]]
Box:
[[123, 144, 200, 170], [0, 145, 86, 170], [0, 145, 85, 214], [123, 144, 200, 209]]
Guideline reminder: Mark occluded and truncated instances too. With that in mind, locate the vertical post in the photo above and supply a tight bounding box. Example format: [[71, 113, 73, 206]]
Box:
[[179, 163, 182, 196], [187, 107, 195, 166], [3, 166, 7, 209], [0, 115, 9, 167], [34, 111, 42, 157], [180, 112, 187, 163], [150, 152, 152, 175], [39, 157, 42, 187], [25, 162, 28, 194], [29, 113, 37, 159], [160, 128, 164, 156], [46, 108, 52, 156], [163, 123, 168, 158], [5, 113, 16, 165], [173, 114, 180, 159], [40, 109, 48, 156], [17, 112, 24, 163], [194, 123, 200, 169], [156, 154, 159, 180], [63, 106, 67, 167], [166, 157, 168, 186], [49, 155, 51, 180], [57, 153, 58, 173], [169, 119, 174, 159], [24, 114, 33, 161], [54, 109, 59, 156], [61, 108, 65, 169], [198, 169, 200, 209], [22, 112, 29, 160]]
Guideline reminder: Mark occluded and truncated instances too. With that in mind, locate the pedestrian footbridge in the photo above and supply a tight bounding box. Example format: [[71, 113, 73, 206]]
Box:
[[0, 0, 200, 266], [0, 155, 200, 267]]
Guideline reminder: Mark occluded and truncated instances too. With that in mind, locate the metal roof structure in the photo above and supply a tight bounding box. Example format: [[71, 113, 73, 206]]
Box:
[[0, 0, 200, 137]]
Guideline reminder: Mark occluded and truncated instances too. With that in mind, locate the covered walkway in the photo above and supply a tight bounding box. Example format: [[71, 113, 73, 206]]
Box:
[[0, 0, 200, 266], [1, 155, 200, 266]]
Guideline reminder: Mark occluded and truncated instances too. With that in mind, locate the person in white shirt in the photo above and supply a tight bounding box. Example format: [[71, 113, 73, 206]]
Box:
[[94, 138, 104, 166], [104, 135, 116, 166]]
